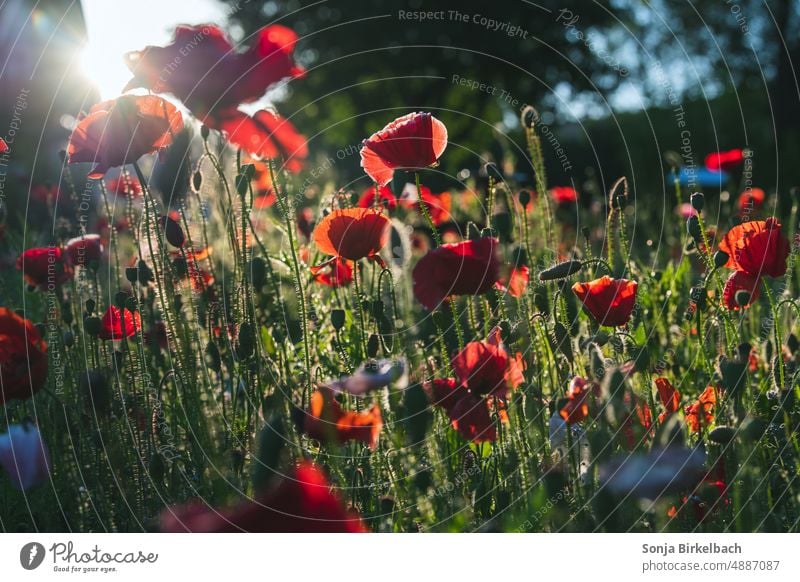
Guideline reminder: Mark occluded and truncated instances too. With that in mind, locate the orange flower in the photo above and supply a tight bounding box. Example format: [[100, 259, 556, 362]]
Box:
[[654, 377, 681, 422], [0, 308, 48, 405], [559, 377, 593, 424], [302, 388, 382, 449], [718, 218, 789, 278], [572, 276, 638, 327], [685, 386, 716, 433], [312, 207, 389, 262], [496, 265, 529, 298], [360, 112, 448, 185], [67, 95, 183, 179]]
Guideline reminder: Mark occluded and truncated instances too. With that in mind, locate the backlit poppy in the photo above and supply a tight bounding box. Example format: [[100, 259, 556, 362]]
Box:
[[412, 237, 501, 311], [571, 276, 638, 327], [685, 386, 716, 433], [0, 423, 50, 490], [65, 234, 104, 266], [0, 308, 48, 405], [67, 95, 183, 179], [217, 109, 308, 172], [312, 207, 389, 263], [718, 218, 789, 278], [654, 377, 681, 422], [98, 306, 142, 340], [549, 186, 578, 204], [559, 376, 594, 424], [302, 388, 383, 449], [722, 270, 761, 310], [452, 340, 523, 398], [496, 265, 529, 298], [125, 24, 303, 124], [106, 174, 142, 198], [705, 149, 744, 172], [310, 257, 353, 287], [160, 463, 366, 532], [360, 112, 448, 186], [425, 378, 496, 443], [358, 185, 397, 211], [16, 247, 73, 289], [738, 187, 765, 213]]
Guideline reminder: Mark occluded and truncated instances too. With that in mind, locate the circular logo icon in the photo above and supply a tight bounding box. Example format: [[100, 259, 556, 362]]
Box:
[[20, 542, 46, 570]]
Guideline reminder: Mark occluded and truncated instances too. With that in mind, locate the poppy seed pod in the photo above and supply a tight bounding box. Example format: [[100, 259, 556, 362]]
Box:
[[159, 215, 185, 248], [686, 215, 702, 241], [734, 289, 751, 308], [518, 189, 531, 207], [690, 192, 705, 211], [539, 260, 583, 281], [331, 309, 346, 331], [84, 316, 101, 337], [191, 170, 203, 193], [713, 250, 729, 268]]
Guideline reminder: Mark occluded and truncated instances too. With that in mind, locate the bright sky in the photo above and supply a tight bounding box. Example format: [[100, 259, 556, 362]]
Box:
[[80, 0, 229, 100]]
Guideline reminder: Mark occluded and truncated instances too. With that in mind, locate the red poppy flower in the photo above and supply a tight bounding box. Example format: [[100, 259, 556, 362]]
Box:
[[452, 340, 522, 398], [412, 237, 501, 311], [685, 386, 716, 433], [654, 377, 681, 423], [358, 185, 397, 211], [495, 265, 529, 298], [549, 186, 578, 204], [722, 270, 761, 310], [98, 306, 142, 340], [125, 24, 303, 123], [160, 463, 366, 533], [360, 112, 448, 186], [217, 109, 308, 172], [0, 308, 48, 405], [312, 207, 389, 263], [738, 187, 765, 213], [105, 174, 142, 198], [302, 388, 383, 449], [398, 183, 452, 225], [559, 377, 593, 424], [67, 95, 183, 179], [426, 378, 496, 443], [65, 234, 104, 266], [705, 149, 744, 172], [718, 218, 789, 278], [0, 138, 7, 153], [16, 247, 73, 289], [311, 257, 353, 287], [571, 276, 638, 327]]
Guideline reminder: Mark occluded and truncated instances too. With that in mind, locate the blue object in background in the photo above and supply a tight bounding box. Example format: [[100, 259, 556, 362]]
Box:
[[667, 168, 730, 189]]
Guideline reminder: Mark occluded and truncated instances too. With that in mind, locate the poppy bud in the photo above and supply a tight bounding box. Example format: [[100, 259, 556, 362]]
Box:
[[719, 357, 747, 395], [63, 331, 74, 347], [539, 260, 583, 281], [736, 342, 752, 362], [788, 333, 799, 354], [137, 260, 154, 284], [331, 309, 345, 331], [205, 342, 221, 372], [713, 250, 729, 268], [249, 257, 267, 288], [191, 170, 203, 193], [734, 289, 751, 307], [159, 215, 185, 248], [84, 316, 101, 337], [518, 190, 531, 207], [240, 163, 256, 179], [125, 267, 138, 284], [367, 334, 380, 358], [708, 426, 735, 444], [200, 124, 210, 140], [114, 291, 129, 308], [552, 322, 573, 362], [235, 173, 249, 197], [686, 215, 702, 241], [533, 285, 549, 314], [690, 192, 705, 211], [85, 298, 96, 315]]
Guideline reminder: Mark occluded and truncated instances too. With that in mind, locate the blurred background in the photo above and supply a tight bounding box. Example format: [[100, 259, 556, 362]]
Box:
[[1, 0, 797, 214]]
